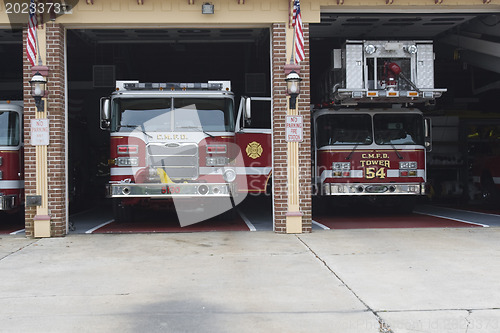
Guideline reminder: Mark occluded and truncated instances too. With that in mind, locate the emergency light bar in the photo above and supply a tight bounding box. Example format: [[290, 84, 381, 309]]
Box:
[[122, 82, 227, 91]]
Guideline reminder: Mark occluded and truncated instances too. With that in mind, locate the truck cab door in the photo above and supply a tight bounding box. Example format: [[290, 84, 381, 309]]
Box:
[[235, 97, 272, 194]]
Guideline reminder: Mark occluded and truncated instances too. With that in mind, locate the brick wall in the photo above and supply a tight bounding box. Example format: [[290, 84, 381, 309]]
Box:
[[271, 23, 311, 233], [23, 23, 67, 237]]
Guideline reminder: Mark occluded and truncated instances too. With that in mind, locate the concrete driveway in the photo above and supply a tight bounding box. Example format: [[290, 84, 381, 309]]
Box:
[[0, 227, 499, 332]]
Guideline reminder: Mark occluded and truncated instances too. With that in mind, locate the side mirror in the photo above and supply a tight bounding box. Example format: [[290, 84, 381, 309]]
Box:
[[100, 98, 110, 129], [244, 97, 252, 125], [424, 118, 432, 152]]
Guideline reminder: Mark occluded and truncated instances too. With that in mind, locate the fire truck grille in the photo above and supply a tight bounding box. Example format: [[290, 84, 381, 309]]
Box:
[[147, 143, 199, 180]]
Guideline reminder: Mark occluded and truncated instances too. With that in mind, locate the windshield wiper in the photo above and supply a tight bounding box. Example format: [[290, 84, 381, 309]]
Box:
[[390, 142, 404, 160], [120, 124, 153, 138], [176, 126, 215, 138], [345, 142, 359, 160], [345, 133, 364, 160]]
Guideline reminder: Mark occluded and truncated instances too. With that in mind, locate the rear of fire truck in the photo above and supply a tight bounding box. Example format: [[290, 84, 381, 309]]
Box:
[[313, 40, 446, 212], [100, 81, 245, 224], [0, 101, 24, 218]]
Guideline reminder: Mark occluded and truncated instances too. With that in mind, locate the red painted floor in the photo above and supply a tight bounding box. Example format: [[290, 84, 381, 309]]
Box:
[[93, 211, 249, 233], [313, 212, 481, 229]]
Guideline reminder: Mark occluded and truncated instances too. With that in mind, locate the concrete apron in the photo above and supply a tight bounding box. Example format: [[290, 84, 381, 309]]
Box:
[[0, 228, 499, 333]]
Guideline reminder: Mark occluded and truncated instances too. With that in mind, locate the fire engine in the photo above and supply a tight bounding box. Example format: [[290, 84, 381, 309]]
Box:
[[100, 81, 272, 224], [0, 101, 24, 219], [313, 40, 446, 211]]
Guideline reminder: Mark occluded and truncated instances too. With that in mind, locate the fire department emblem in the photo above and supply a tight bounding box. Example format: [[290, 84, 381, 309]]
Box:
[[246, 141, 263, 159]]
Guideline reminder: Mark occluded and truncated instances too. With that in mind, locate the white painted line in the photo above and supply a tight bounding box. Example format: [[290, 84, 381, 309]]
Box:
[[312, 220, 330, 230], [85, 219, 115, 234], [434, 206, 500, 218], [237, 210, 257, 231], [10, 229, 25, 235], [414, 211, 490, 228]]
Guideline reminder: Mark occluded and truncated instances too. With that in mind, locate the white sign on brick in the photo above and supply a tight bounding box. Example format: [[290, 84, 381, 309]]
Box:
[[285, 115, 303, 142], [31, 119, 49, 146]]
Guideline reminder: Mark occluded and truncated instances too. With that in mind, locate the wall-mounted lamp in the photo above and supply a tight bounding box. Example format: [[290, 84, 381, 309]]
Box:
[[285, 70, 302, 110], [202, 2, 214, 14], [30, 72, 47, 112]]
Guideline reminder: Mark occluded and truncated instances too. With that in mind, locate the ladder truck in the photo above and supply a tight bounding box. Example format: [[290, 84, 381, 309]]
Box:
[[313, 40, 446, 212]]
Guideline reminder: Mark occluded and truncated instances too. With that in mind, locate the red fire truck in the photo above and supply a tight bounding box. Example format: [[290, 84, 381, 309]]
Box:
[[0, 101, 24, 219], [100, 81, 272, 224], [313, 40, 446, 211]]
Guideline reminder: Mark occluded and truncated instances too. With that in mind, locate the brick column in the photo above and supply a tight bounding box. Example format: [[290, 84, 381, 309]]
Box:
[[271, 23, 311, 233], [23, 23, 67, 237]]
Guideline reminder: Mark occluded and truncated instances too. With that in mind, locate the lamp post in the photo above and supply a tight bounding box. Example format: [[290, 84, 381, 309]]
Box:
[[29, 71, 47, 112], [29, 67, 51, 237], [285, 70, 301, 109], [283, 67, 303, 233]]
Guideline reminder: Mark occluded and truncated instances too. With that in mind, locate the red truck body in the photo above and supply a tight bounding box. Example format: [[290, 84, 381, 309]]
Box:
[[0, 101, 24, 215], [100, 82, 272, 224]]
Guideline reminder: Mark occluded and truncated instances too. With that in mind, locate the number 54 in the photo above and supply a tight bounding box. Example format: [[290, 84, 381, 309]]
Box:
[[365, 167, 386, 179]]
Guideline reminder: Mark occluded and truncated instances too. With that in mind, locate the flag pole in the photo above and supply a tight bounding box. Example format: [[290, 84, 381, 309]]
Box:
[[36, 23, 43, 66]]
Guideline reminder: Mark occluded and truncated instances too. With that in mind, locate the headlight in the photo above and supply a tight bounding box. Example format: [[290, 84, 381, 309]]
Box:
[[333, 162, 351, 170], [0, 170, 2, 180], [332, 162, 351, 177], [399, 161, 417, 169], [206, 156, 229, 166], [0, 156, 3, 166], [223, 169, 236, 183], [365, 44, 376, 54], [405, 45, 418, 54], [116, 157, 139, 166]]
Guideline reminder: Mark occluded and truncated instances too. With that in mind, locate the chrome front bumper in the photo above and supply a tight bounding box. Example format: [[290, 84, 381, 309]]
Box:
[[106, 182, 233, 198], [321, 183, 426, 196]]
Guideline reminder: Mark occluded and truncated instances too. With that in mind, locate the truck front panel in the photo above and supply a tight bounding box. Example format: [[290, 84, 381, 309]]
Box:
[[108, 132, 241, 198], [316, 148, 426, 195]]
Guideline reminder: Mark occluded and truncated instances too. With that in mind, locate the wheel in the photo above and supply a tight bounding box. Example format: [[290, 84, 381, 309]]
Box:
[[395, 196, 417, 214], [112, 199, 133, 223], [220, 208, 238, 221], [481, 172, 499, 203]]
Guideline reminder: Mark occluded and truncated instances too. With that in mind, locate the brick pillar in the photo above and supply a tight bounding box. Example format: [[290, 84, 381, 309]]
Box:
[[271, 23, 311, 233], [23, 23, 67, 237]]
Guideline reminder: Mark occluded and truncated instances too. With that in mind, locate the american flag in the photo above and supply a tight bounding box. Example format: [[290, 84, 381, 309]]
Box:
[[26, 0, 37, 66], [292, 0, 304, 63]]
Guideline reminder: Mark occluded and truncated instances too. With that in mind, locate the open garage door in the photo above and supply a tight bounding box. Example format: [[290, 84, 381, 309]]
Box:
[[309, 12, 500, 223], [66, 27, 272, 233], [0, 29, 22, 100], [0, 28, 24, 234]]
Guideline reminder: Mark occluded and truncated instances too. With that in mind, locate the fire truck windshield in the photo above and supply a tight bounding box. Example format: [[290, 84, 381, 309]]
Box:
[[374, 114, 424, 146], [316, 114, 372, 148], [0, 111, 20, 146], [111, 97, 234, 133]]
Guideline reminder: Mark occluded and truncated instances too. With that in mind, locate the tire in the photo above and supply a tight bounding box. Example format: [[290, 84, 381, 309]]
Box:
[[396, 196, 417, 214], [481, 172, 499, 203], [220, 208, 238, 221], [112, 199, 133, 223]]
